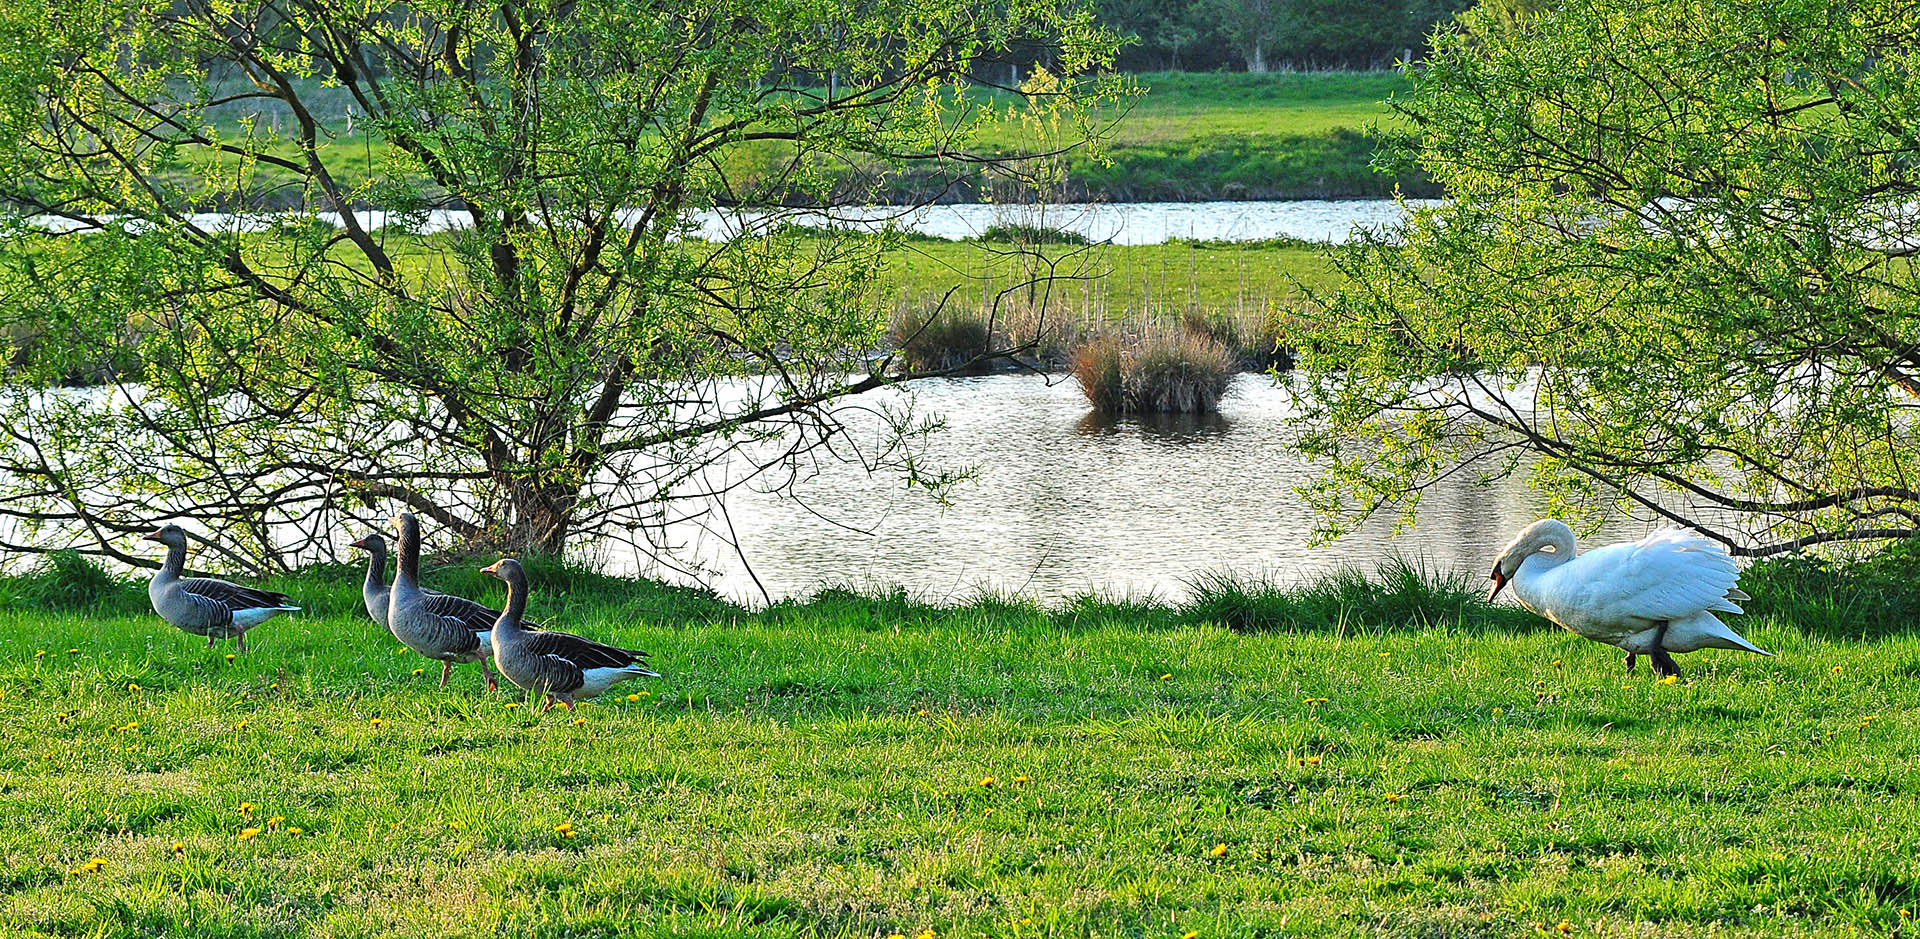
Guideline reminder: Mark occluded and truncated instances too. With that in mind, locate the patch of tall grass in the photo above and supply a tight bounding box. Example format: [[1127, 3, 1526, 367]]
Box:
[[886, 307, 1000, 373], [1071, 330, 1236, 413], [1182, 556, 1542, 634]]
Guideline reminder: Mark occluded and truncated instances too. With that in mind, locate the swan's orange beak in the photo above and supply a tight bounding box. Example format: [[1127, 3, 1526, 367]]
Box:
[[1487, 569, 1508, 602]]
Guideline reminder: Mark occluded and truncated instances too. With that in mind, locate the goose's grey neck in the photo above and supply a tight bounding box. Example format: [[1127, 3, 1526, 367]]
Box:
[[497, 568, 528, 633], [157, 540, 186, 581], [395, 518, 421, 586], [362, 538, 389, 591]]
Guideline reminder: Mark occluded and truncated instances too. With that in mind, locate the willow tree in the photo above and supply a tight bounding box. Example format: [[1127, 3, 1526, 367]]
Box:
[[0, 0, 1122, 570], [1291, 0, 1920, 556]]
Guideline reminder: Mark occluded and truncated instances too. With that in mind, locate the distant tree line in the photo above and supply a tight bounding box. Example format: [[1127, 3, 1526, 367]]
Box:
[[1095, 0, 1475, 72]]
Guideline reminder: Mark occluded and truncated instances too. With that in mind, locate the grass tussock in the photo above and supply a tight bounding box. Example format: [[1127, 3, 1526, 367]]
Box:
[[972, 223, 1092, 245], [0, 550, 146, 615], [1071, 330, 1236, 413], [887, 307, 1000, 374], [1182, 556, 1541, 634], [1742, 538, 1920, 640]]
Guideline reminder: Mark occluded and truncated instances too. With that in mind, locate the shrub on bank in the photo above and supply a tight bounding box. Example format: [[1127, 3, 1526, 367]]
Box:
[[1071, 331, 1235, 413]]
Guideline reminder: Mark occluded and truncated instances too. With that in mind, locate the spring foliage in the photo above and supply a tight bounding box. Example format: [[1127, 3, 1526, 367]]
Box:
[[1291, 0, 1920, 556]]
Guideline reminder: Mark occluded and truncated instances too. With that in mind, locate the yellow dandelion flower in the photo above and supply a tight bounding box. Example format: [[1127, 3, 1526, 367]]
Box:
[[127, 682, 141, 692], [553, 822, 573, 833], [980, 776, 996, 788], [1013, 775, 1030, 783], [1377, 652, 1390, 658], [504, 702, 519, 709], [627, 693, 640, 701], [412, 668, 424, 676], [1551, 659, 1563, 667], [34, 650, 45, 658], [235, 720, 248, 730], [1159, 673, 1172, 681], [238, 827, 261, 841], [267, 815, 285, 829], [286, 826, 302, 835], [571, 717, 586, 726], [269, 682, 279, 690], [369, 718, 383, 728], [67, 648, 77, 654], [447, 820, 464, 831], [239, 801, 256, 814], [1556, 921, 1571, 934], [1862, 715, 1877, 722], [916, 709, 928, 717], [1302, 755, 1323, 765], [1658, 675, 1679, 685], [1209, 842, 1228, 857], [886, 934, 906, 939], [1492, 707, 1504, 716], [637, 690, 651, 696], [1832, 665, 1843, 673], [562, 830, 577, 839], [1385, 792, 1402, 803], [1183, 932, 1200, 939], [916, 930, 936, 939], [225, 653, 235, 663]]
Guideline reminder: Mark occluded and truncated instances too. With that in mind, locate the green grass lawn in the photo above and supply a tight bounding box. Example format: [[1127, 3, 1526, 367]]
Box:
[[4, 561, 1918, 937], [879, 237, 1342, 317], [192, 71, 1413, 205]]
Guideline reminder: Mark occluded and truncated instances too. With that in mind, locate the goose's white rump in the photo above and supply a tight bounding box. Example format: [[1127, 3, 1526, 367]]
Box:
[[1488, 520, 1770, 677]]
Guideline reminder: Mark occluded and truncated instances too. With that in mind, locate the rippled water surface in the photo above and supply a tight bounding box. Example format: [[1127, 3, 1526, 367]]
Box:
[[627, 374, 1650, 604]]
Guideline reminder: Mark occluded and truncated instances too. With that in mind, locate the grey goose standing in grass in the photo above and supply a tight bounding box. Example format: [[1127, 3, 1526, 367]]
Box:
[[385, 513, 503, 690], [481, 558, 659, 711], [143, 525, 298, 652], [348, 531, 534, 635]]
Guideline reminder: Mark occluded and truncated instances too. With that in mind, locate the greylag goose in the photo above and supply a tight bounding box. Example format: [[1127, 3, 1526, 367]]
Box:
[[385, 513, 502, 690], [346, 532, 394, 626], [143, 525, 298, 652], [481, 558, 659, 711], [1489, 519, 1769, 678]]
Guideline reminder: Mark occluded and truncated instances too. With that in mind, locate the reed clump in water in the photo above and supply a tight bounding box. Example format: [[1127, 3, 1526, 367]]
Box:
[[1071, 330, 1235, 414], [887, 307, 998, 374]]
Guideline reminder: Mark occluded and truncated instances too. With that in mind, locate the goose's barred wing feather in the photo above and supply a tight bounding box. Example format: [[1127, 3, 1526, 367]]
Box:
[[417, 592, 538, 635], [522, 630, 648, 670], [178, 577, 293, 612]]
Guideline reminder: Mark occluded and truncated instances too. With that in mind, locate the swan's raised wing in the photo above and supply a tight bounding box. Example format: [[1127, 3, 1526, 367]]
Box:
[[1578, 528, 1743, 623]]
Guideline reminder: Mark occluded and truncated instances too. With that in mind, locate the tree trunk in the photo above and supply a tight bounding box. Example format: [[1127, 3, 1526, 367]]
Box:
[[1247, 38, 1267, 73], [507, 482, 576, 556]]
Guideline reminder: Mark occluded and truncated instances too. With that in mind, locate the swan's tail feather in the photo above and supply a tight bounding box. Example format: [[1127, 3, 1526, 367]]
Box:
[[1700, 614, 1771, 656]]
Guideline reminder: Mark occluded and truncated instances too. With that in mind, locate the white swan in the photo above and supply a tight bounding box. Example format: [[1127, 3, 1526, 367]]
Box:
[[1488, 520, 1771, 677]]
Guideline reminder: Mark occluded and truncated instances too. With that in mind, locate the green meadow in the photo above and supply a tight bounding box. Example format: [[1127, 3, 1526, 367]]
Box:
[[3, 555, 1919, 937], [201, 71, 1412, 204]]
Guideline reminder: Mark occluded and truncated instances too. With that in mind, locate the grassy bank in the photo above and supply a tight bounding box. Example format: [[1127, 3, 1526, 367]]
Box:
[[193, 72, 1416, 205], [3, 554, 1919, 936]]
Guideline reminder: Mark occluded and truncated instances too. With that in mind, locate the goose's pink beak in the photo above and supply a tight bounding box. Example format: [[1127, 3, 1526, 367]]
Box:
[[480, 560, 503, 577], [141, 530, 164, 543], [347, 535, 371, 550]]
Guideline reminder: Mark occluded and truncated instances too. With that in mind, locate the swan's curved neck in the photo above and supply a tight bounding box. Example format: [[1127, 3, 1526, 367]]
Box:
[[1520, 527, 1578, 576]]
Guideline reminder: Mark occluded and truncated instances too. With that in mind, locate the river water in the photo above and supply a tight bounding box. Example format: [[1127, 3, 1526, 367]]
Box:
[[25, 199, 1430, 246], [623, 373, 1653, 605]]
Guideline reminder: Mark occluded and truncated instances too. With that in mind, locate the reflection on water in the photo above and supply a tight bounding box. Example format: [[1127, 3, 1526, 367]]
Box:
[[621, 373, 1652, 605], [1074, 410, 1233, 442]]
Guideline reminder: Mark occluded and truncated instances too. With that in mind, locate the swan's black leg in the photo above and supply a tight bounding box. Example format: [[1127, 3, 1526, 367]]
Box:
[[1650, 621, 1681, 678], [1624, 651, 1636, 674]]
